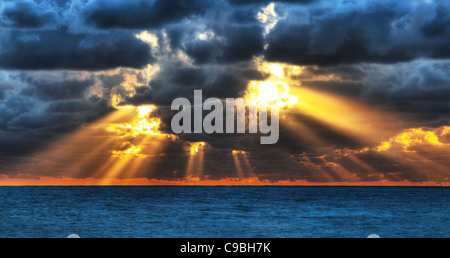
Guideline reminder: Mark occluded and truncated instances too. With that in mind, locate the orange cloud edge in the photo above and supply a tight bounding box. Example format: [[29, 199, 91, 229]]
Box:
[[0, 176, 448, 186]]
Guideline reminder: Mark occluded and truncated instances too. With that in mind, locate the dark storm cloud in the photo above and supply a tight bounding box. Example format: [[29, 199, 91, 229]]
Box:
[[19, 73, 95, 101], [0, 97, 111, 157], [83, 0, 213, 29], [0, 94, 59, 156], [0, 28, 153, 70], [8, 111, 76, 130], [7, 98, 109, 132], [265, 1, 450, 66], [0, 71, 112, 158], [46, 98, 106, 114], [162, 3, 265, 65], [357, 61, 450, 124], [2, 0, 450, 71], [184, 24, 265, 64], [228, 8, 259, 23], [0, 0, 58, 28], [1, 98, 108, 134], [0, 95, 35, 130], [293, 65, 368, 97], [421, 3, 450, 38]]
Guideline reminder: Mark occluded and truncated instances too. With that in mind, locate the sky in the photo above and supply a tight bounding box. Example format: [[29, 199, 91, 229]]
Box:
[[0, 0, 450, 185]]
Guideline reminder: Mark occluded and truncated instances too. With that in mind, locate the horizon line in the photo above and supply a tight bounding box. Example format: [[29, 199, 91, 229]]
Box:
[[0, 176, 449, 187]]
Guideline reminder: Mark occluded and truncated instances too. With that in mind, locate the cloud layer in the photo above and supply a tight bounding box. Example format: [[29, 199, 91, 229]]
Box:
[[0, 0, 450, 183]]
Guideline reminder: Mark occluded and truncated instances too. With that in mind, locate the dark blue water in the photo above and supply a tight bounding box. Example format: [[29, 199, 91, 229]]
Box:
[[0, 186, 449, 238]]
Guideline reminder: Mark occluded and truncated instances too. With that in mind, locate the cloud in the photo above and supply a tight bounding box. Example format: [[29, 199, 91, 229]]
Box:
[[0, 28, 153, 70], [2, 0, 450, 70], [265, 1, 450, 66], [19, 72, 96, 101], [0, 71, 112, 158], [83, 0, 212, 29], [0, 0, 59, 28], [0, 0, 449, 184], [0, 95, 36, 130], [421, 2, 450, 38], [183, 24, 265, 64], [356, 61, 450, 126], [162, 4, 266, 65], [0, 96, 111, 157]]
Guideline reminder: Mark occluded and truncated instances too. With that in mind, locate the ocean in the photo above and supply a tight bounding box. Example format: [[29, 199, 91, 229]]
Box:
[[0, 186, 448, 238]]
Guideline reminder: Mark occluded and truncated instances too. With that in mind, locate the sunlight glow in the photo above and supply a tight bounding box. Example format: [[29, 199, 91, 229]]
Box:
[[377, 128, 443, 152], [186, 142, 206, 178], [290, 87, 400, 143], [246, 80, 298, 108], [190, 142, 206, 155], [136, 31, 159, 48], [106, 105, 164, 137], [244, 61, 298, 109], [440, 126, 450, 136], [111, 145, 147, 159], [268, 64, 283, 78], [231, 150, 254, 179]]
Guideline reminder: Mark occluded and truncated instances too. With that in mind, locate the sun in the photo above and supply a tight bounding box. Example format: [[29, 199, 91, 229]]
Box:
[[244, 61, 298, 109]]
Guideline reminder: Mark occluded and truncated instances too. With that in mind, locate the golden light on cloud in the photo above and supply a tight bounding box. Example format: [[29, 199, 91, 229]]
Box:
[[96, 105, 178, 184], [254, 60, 304, 78], [376, 141, 392, 152], [190, 142, 206, 155], [268, 63, 283, 78], [440, 126, 450, 136], [377, 128, 443, 152], [107, 105, 177, 144], [106, 105, 163, 138], [245, 80, 298, 108], [136, 31, 159, 48], [244, 61, 299, 109], [368, 126, 450, 181], [111, 145, 147, 159]]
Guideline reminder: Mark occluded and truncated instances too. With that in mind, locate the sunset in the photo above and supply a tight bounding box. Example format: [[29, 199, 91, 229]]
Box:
[[0, 0, 450, 240]]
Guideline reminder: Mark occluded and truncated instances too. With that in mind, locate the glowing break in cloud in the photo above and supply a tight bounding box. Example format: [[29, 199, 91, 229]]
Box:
[[244, 60, 299, 109], [377, 127, 445, 152]]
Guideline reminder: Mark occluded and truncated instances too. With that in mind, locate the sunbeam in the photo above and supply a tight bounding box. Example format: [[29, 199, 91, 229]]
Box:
[[186, 142, 206, 179]]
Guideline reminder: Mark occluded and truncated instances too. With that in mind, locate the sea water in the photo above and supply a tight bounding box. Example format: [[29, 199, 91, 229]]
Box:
[[0, 186, 448, 238]]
